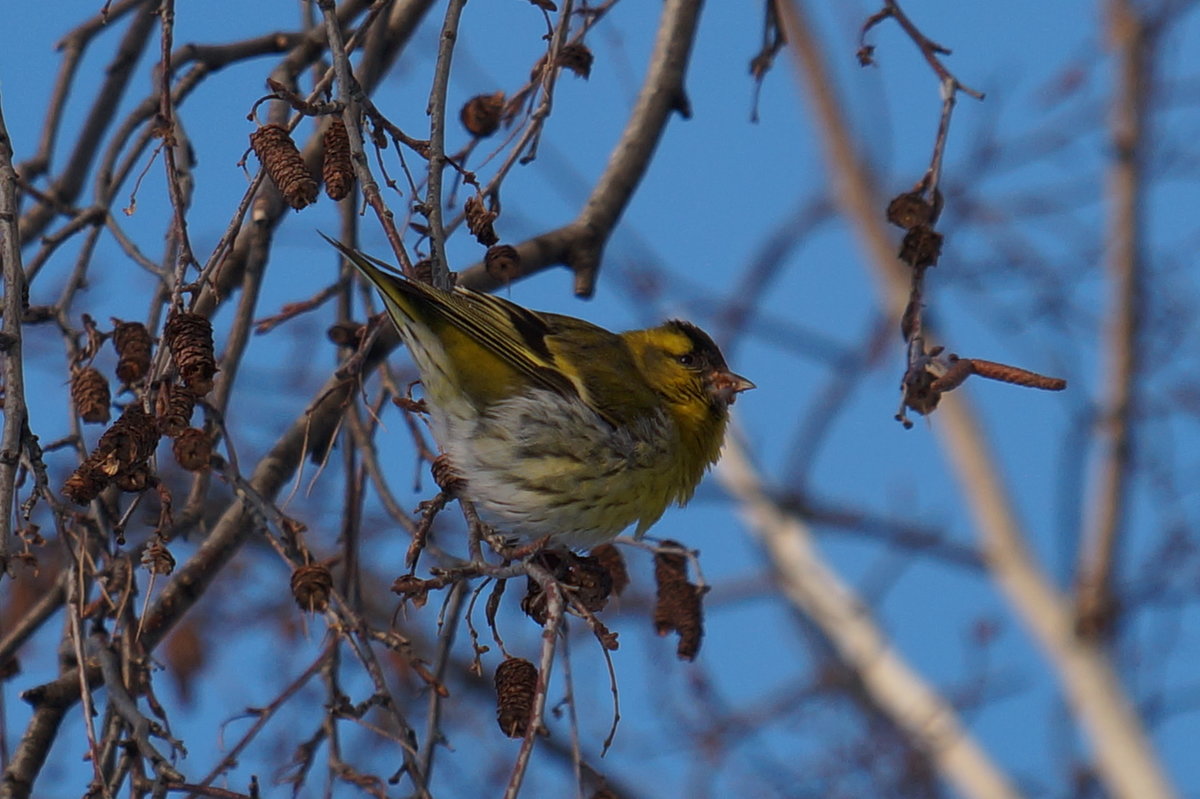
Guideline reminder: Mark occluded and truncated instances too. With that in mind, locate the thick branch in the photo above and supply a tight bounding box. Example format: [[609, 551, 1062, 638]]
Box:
[[1073, 0, 1148, 638], [0, 99, 27, 574]]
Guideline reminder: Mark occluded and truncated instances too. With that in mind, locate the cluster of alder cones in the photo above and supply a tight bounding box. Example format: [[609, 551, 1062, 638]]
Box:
[[249, 118, 353, 209], [64, 312, 218, 504]]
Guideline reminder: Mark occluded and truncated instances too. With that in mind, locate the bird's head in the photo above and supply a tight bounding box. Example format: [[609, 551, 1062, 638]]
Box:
[[624, 320, 754, 420]]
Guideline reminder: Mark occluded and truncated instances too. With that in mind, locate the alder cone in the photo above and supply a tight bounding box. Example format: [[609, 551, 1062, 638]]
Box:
[[164, 312, 217, 395], [173, 427, 212, 472], [112, 320, 152, 384], [250, 123, 318, 210], [71, 367, 111, 423], [494, 657, 538, 738], [322, 116, 354, 202]]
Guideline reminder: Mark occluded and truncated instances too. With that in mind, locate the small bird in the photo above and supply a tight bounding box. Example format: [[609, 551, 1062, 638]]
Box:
[[328, 236, 753, 550]]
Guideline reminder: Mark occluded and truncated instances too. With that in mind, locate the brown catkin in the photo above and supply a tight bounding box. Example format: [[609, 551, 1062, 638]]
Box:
[[164, 312, 217, 395], [322, 116, 354, 202], [672, 583, 704, 661], [250, 123, 318, 210], [172, 427, 212, 472], [494, 658, 538, 738], [112, 320, 152, 384], [291, 563, 334, 612], [71, 367, 111, 423], [653, 542, 704, 661], [459, 91, 505, 138]]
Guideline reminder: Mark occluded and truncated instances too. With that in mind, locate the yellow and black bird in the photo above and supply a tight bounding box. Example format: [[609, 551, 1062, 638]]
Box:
[[328, 235, 753, 549]]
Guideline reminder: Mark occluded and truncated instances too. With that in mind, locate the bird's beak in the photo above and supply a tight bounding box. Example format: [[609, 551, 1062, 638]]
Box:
[[708, 370, 755, 406]]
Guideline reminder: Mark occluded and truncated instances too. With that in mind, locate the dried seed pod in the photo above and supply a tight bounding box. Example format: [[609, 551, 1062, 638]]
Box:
[[94, 403, 161, 478], [494, 657, 538, 738], [484, 244, 520, 284], [322, 116, 354, 202], [172, 427, 212, 472], [63, 461, 109, 505], [459, 91, 505, 139], [249, 123, 318, 210], [71, 367, 111, 424], [886, 190, 937, 230], [464, 195, 499, 246], [589, 543, 629, 596], [898, 225, 943, 269], [112, 320, 153, 384], [114, 462, 153, 493], [556, 43, 594, 78], [521, 551, 566, 624], [164, 312, 217, 395], [653, 542, 704, 661], [522, 552, 612, 623], [142, 536, 176, 575], [155, 382, 195, 437], [901, 365, 941, 417], [569, 554, 613, 613], [291, 563, 334, 612]]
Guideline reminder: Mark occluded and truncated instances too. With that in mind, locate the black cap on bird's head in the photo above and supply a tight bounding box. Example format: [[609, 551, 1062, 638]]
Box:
[[665, 320, 755, 406]]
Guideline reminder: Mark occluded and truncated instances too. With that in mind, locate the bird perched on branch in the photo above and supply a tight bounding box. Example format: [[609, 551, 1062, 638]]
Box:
[[327, 235, 753, 550]]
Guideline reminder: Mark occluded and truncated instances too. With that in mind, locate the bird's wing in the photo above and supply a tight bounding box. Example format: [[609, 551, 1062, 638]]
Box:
[[328, 235, 633, 418]]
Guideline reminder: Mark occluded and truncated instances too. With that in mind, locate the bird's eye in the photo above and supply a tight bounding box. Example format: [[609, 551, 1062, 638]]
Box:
[[677, 352, 696, 367]]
